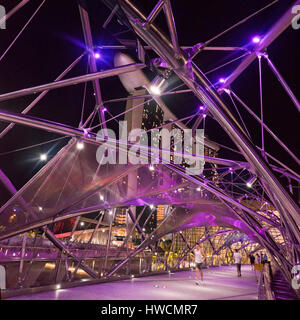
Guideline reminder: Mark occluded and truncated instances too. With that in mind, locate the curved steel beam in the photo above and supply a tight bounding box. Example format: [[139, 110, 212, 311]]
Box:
[[219, 0, 300, 89], [0, 63, 145, 103], [118, 0, 300, 245]]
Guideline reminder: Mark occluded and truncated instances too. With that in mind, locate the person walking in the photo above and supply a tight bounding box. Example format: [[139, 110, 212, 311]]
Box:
[[233, 249, 242, 277], [254, 253, 263, 281], [249, 254, 255, 270], [193, 245, 205, 285]]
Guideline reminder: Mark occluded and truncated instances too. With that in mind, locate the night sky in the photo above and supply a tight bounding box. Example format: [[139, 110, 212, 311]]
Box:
[[0, 0, 299, 206]]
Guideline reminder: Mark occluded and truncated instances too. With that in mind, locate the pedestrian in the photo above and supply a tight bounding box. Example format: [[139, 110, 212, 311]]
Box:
[[233, 249, 242, 277], [193, 245, 205, 285], [249, 254, 255, 270], [262, 252, 268, 264], [254, 253, 263, 281]]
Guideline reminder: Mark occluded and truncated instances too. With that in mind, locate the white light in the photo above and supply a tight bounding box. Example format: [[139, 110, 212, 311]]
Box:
[[149, 75, 168, 96], [38, 206, 43, 212], [99, 194, 104, 201], [196, 187, 201, 191], [149, 165, 155, 171], [149, 205, 154, 209], [40, 154, 47, 161], [94, 52, 101, 59], [149, 85, 161, 96], [76, 141, 84, 150], [252, 36, 261, 44], [246, 176, 257, 188], [142, 228, 146, 232], [102, 229, 105, 233], [109, 210, 113, 215], [80, 222, 85, 226]]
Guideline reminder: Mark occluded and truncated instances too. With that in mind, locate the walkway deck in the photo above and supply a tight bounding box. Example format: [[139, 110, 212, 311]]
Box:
[[7, 265, 258, 300]]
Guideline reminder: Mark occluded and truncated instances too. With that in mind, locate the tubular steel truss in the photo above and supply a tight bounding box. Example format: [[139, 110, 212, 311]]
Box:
[[0, 0, 299, 298]]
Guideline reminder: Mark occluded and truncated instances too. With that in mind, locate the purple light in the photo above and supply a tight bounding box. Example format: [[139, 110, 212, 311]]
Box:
[[252, 36, 261, 44], [102, 107, 107, 112], [94, 52, 101, 59], [219, 78, 226, 84], [199, 106, 205, 111]]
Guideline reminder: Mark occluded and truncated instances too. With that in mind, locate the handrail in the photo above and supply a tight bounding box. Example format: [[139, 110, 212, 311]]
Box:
[[258, 262, 275, 300], [257, 268, 265, 300]]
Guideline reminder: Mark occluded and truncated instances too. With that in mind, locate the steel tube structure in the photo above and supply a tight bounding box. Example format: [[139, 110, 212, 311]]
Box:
[[0, 109, 248, 171], [0, 0, 30, 26], [104, 209, 116, 272], [78, 4, 107, 132], [0, 63, 145, 103], [0, 0, 299, 297], [163, 0, 181, 54], [176, 230, 235, 268], [106, 208, 175, 278], [127, 207, 146, 243], [95, 44, 248, 52], [219, 0, 300, 89], [0, 109, 281, 231], [229, 90, 300, 167], [265, 56, 300, 113], [0, 165, 99, 280], [0, 53, 86, 140], [144, 0, 165, 26], [118, 0, 300, 245], [43, 227, 98, 279]]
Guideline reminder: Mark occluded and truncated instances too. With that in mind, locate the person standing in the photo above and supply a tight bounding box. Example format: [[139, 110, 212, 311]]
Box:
[[262, 252, 268, 264], [249, 254, 255, 270], [233, 249, 242, 277], [193, 245, 205, 285]]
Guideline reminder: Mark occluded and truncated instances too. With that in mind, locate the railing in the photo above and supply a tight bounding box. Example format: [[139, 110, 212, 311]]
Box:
[[258, 262, 275, 300]]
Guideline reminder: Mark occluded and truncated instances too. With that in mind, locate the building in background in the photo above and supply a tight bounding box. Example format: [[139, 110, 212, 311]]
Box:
[[115, 52, 220, 247]]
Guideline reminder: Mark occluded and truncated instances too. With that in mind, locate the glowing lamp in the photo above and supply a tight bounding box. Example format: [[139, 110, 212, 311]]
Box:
[[246, 176, 257, 188], [40, 154, 47, 161], [76, 141, 84, 150], [252, 36, 261, 44], [149, 75, 168, 96]]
